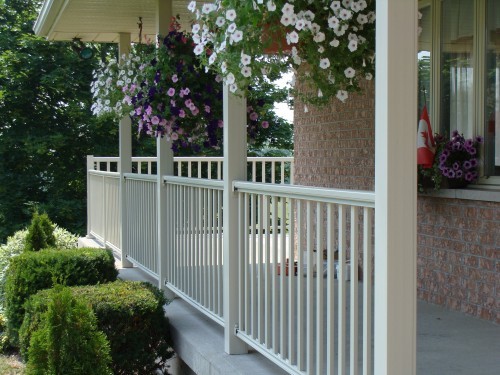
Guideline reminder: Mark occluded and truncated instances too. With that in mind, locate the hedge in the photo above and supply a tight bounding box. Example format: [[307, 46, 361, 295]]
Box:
[[24, 286, 112, 375], [5, 247, 117, 344], [21, 281, 172, 375]]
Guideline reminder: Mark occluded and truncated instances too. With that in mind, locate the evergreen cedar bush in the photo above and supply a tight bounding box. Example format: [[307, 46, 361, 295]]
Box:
[[21, 281, 172, 375], [5, 247, 117, 344], [24, 287, 112, 375], [25, 212, 56, 252]]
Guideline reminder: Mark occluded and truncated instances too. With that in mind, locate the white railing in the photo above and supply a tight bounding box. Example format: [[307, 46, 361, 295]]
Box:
[[233, 182, 375, 375], [164, 176, 225, 324], [86, 155, 380, 374], [88, 156, 294, 184], [123, 174, 158, 277], [88, 170, 121, 251]]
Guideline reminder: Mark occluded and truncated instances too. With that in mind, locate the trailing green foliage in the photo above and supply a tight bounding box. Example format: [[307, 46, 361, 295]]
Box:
[[21, 281, 172, 375], [5, 247, 117, 344], [0, 226, 78, 313], [25, 286, 112, 375], [25, 211, 56, 252]]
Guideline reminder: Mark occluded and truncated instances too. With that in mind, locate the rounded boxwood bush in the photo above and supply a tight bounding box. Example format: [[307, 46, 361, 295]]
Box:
[[21, 281, 172, 375], [5, 247, 117, 344], [25, 286, 112, 375]]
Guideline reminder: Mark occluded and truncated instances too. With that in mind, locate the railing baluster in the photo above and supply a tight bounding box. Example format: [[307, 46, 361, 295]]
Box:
[[327, 203, 336, 374], [264, 195, 271, 348], [351, 206, 359, 375], [280, 197, 287, 359], [316, 202, 324, 374], [306, 201, 314, 374], [297, 200, 305, 371], [251, 193, 257, 338], [338, 204, 347, 375], [272, 196, 279, 352], [244, 192, 250, 332], [363, 207, 373, 375], [258, 194, 264, 343], [271, 161, 276, 184], [288, 198, 296, 365]]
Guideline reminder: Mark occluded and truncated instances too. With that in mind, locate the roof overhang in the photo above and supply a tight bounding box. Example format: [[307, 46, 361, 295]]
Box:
[[34, 0, 193, 43]]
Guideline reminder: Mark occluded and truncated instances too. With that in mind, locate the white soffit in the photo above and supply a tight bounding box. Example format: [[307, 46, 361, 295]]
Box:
[[34, 0, 194, 43]]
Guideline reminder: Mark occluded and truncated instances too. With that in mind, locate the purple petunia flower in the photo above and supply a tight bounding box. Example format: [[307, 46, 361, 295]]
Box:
[[167, 88, 175, 97], [151, 116, 160, 125], [465, 172, 474, 182], [453, 162, 460, 171], [455, 170, 463, 178], [261, 121, 269, 129], [463, 160, 472, 169], [250, 112, 258, 121]]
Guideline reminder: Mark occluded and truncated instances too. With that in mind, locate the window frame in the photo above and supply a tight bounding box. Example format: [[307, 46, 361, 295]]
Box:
[[420, 0, 500, 186]]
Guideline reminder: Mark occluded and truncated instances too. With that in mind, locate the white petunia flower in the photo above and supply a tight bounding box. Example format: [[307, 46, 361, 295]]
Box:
[[281, 14, 293, 26], [344, 67, 355, 78], [192, 34, 201, 44], [358, 0, 367, 10], [293, 54, 302, 65], [230, 30, 243, 43], [221, 61, 228, 73], [319, 58, 331, 69], [295, 19, 306, 30], [287, 31, 299, 44], [317, 89, 323, 98], [202, 3, 215, 14], [348, 33, 358, 41], [365, 73, 373, 80], [334, 24, 348, 36], [348, 39, 358, 52], [192, 24, 200, 34], [339, 9, 352, 20], [241, 66, 252, 77], [240, 52, 251, 65], [226, 9, 237, 21], [318, 45, 325, 53], [216, 17, 226, 27], [351, 1, 360, 12], [229, 83, 238, 93], [330, 39, 340, 47], [303, 10, 315, 21], [194, 44, 205, 55], [267, 1, 276, 11], [313, 32, 325, 43], [342, 0, 352, 8], [357, 13, 368, 25], [330, 1, 341, 12], [282, 3, 294, 15], [209, 52, 218, 65], [336, 90, 348, 102], [310, 23, 321, 33], [328, 16, 340, 29], [227, 22, 237, 33], [226, 72, 236, 84], [188, 1, 196, 12]]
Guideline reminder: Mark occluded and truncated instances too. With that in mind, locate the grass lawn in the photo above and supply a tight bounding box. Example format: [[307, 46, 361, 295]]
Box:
[[0, 353, 25, 374]]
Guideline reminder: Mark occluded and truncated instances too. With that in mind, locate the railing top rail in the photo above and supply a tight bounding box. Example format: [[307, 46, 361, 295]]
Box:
[[247, 156, 294, 162], [123, 173, 157, 182], [89, 170, 120, 178], [164, 175, 224, 190], [90, 156, 120, 162], [89, 156, 294, 162], [233, 181, 375, 207]]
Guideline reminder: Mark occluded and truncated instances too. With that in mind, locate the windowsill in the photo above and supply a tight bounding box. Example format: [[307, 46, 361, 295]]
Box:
[[419, 185, 500, 203]]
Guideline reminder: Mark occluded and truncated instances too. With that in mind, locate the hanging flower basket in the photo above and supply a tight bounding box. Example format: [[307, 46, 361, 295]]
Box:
[[188, 0, 376, 106]]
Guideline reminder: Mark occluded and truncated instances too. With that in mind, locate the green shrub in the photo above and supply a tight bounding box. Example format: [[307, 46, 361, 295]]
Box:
[[21, 281, 172, 375], [5, 247, 117, 344], [25, 211, 56, 252], [25, 286, 112, 375], [0, 227, 78, 313]]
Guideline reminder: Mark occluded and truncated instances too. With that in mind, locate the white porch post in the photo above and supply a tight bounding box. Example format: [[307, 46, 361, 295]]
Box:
[[118, 32, 133, 268], [374, 1, 418, 374], [223, 86, 248, 354], [156, 0, 174, 296], [86, 155, 94, 239]]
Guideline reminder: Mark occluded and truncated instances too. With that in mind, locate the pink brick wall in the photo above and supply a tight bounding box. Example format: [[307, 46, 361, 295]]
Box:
[[293, 80, 499, 323], [418, 197, 499, 323]]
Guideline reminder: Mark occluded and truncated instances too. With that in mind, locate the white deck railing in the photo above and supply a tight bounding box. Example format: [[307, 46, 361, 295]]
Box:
[[86, 155, 377, 375]]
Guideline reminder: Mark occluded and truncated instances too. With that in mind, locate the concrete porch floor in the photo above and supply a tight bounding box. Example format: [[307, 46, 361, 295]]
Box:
[[116, 261, 499, 375]]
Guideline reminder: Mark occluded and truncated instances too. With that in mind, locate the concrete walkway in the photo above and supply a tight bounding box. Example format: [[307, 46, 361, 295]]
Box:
[[117, 264, 500, 375]]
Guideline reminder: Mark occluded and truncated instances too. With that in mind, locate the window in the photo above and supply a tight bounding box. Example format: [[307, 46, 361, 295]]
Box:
[[418, 0, 500, 183], [484, 0, 500, 176]]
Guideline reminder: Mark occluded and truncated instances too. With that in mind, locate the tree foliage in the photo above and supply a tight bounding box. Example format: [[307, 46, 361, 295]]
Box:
[[0, 0, 118, 241]]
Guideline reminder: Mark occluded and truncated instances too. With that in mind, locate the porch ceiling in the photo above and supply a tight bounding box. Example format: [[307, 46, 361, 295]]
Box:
[[34, 0, 193, 43]]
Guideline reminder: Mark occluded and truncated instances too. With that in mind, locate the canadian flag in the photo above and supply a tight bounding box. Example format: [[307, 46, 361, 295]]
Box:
[[417, 105, 436, 168]]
